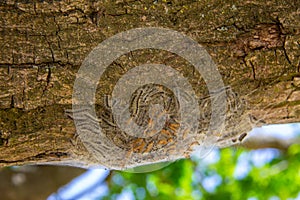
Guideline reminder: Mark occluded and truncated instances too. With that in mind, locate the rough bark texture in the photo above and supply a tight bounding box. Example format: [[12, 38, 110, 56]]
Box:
[[0, 0, 299, 167]]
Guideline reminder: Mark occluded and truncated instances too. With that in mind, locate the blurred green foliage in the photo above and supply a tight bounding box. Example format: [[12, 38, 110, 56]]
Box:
[[104, 144, 300, 200]]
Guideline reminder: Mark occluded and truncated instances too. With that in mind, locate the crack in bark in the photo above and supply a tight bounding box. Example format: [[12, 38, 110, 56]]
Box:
[[249, 60, 256, 80]]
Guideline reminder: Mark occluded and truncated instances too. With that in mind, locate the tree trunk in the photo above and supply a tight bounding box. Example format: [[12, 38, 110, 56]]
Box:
[[0, 0, 299, 168]]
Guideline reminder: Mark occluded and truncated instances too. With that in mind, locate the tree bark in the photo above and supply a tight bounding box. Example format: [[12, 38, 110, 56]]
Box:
[[0, 0, 299, 168]]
